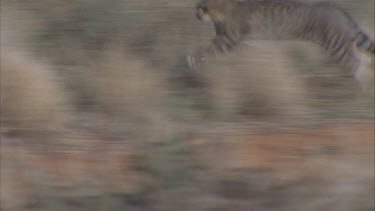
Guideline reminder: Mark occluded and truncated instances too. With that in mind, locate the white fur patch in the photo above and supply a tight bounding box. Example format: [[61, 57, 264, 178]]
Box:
[[201, 14, 212, 22], [354, 53, 374, 90]]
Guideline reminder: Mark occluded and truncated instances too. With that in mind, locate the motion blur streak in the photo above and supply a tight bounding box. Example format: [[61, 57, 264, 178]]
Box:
[[1, 0, 374, 210]]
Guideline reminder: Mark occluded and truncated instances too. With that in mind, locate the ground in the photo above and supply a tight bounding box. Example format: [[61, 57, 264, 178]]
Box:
[[1, 122, 374, 210]]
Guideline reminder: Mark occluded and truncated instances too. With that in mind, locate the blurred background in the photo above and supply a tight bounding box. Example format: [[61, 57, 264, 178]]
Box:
[[1, 0, 374, 210]]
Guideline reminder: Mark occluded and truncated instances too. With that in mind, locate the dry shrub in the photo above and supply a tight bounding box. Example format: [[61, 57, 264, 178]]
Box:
[[289, 41, 374, 119], [85, 47, 170, 140], [200, 42, 308, 119], [0, 51, 71, 137], [92, 47, 166, 114]]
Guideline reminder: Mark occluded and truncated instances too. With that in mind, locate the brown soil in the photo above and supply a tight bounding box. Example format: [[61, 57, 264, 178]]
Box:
[[198, 122, 374, 176], [1, 122, 374, 210]]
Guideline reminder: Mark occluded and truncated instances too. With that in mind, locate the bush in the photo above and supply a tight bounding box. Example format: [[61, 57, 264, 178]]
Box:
[[75, 46, 171, 141], [199, 42, 308, 120], [1, 51, 71, 137]]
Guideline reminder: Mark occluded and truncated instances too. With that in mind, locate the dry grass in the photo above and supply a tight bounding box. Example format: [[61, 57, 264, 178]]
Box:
[[199, 42, 309, 120], [0, 1, 373, 210], [76, 46, 172, 141], [0, 51, 71, 137], [195, 123, 375, 211], [91, 47, 166, 115]]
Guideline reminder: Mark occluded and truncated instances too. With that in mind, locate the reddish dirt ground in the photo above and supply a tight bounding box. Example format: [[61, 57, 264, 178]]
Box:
[[199, 123, 374, 174], [1, 122, 374, 209]]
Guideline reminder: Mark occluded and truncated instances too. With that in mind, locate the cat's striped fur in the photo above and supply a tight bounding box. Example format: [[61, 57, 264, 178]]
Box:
[[190, 0, 374, 80]]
